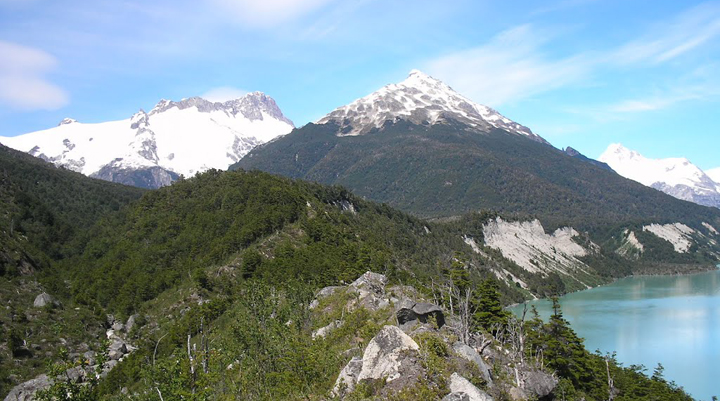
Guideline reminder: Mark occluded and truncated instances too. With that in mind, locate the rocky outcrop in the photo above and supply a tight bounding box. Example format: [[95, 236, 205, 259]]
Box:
[[443, 373, 494, 401], [520, 370, 557, 398], [348, 271, 390, 311], [3, 375, 51, 401], [453, 342, 492, 385], [396, 301, 445, 329], [333, 325, 422, 397], [33, 292, 57, 308]]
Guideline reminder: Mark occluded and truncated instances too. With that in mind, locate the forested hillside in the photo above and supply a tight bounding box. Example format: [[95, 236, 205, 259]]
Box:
[[0, 149, 706, 400], [0, 143, 145, 275], [233, 120, 720, 232]]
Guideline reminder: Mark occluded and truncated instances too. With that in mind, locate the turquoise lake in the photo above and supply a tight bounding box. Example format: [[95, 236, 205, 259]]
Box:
[[510, 269, 720, 400]]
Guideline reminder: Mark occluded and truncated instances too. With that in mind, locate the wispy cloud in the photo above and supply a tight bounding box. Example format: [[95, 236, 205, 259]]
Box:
[[209, 0, 338, 29], [424, 3, 720, 110], [612, 2, 720, 65], [201, 87, 249, 102], [0, 41, 68, 110], [424, 25, 594, 106]]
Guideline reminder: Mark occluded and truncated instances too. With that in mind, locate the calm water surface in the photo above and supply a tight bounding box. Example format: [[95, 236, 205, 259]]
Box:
[[510, 269, 720, 400]]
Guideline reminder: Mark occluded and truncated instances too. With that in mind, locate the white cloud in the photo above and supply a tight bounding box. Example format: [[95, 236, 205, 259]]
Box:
[[201, 87, 249, 102], [423, 3, 720, 110], [612, 2, 720, 65], [424, 25, 593, 106], [0, 41, 68, 110], [209, 0, 338, 28]]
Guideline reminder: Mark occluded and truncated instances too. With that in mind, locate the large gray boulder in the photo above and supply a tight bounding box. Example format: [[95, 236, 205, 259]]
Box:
[[443, 373, 494, 401], [521, 370, 557, 398], [33, 293, 57, 308], [397, 301, 445, 329], [3, 374, 52, 401], [357, 325, 420, 383], [453, 342, 492, 384], [332, 325, 422, 398]]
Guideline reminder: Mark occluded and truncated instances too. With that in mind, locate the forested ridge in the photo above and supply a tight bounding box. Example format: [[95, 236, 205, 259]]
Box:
[[0, 144, 705, 400]]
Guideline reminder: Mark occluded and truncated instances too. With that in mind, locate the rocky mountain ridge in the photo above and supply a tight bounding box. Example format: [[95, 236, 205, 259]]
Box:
[[0, 92, 293, 189]]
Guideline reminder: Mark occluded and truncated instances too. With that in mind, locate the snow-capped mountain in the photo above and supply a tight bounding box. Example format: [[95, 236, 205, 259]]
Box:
[[599, 143, 720, 208], [708, 167, 720, 184], [0, 93, 294, 188], [317, 70, 548, 144]]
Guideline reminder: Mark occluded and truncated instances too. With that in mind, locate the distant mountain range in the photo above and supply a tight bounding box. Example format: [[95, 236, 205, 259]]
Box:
[[599, 143, 720, 209], [0, 93, 293, 188], [234, 70, 720, 233]]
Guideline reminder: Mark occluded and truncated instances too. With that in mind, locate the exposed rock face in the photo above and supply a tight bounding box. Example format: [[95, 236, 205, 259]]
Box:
[[33, 292, 57, 308], [396, 301, 445, 329], [333, 325, 422, 397], [3, 374, 51, 401], [443, 372, 494, 401], [642, 223, 695, 253], [616, 229, 644, 259], [357, 325, 420, 382], [482, 217, 596, 288], [521, 370, 557, 398], [91, 161, 179, 189], [348, 271, 390, 311], [453, 342, 492, 384]]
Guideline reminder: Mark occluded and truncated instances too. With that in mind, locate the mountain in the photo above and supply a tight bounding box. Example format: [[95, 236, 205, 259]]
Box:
[[317, 69, 547, 144], [707, 167, 720, 183], [0, 93, 294, 189], [233, 70, 720, 235], [563, 146, 613, 171], [598, 143, 720, 209]]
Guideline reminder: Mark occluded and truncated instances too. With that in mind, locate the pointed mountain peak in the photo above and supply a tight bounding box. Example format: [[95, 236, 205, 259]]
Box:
[[58, 118, 77, 126], [317, 69, 546, 143]]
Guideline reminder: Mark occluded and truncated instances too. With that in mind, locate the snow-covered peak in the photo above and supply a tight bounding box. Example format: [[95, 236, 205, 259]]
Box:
[[58, 118, 77, 126], [317, 70, 547, 143], [599, 143, 720, 208], [0, 92, 295, 187]]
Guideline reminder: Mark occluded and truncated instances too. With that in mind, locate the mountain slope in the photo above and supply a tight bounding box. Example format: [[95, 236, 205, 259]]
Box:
[[706, 167, 720, 184], [0, 143, 145, 275], [599, 143, 720, 209], [233, 72, 720, 236], [0, 93, 293, 188]]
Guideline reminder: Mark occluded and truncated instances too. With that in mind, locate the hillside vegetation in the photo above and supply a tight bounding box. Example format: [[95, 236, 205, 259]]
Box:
[[233, 120, 720, 232]]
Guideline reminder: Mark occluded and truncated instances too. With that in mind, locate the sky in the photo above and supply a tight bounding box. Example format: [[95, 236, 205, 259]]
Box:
[[1, 0, 719, 170]]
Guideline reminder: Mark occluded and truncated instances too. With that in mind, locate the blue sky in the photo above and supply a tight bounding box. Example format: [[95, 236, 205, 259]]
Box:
[[1, 0, 719, 169]]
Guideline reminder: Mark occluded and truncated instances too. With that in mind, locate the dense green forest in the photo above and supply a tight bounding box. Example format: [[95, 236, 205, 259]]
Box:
[[0, 143, 145, 276], [233, 120, 720, 233]]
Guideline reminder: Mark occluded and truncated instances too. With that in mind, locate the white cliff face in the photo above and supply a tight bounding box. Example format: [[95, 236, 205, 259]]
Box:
[[616, 230, 644, 259], [599, 143, 720, 208], [317, 70, 547, 143], [642, 223, 696, 253], [482, 217, 589, 275], [0, 93, 294, 186]]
